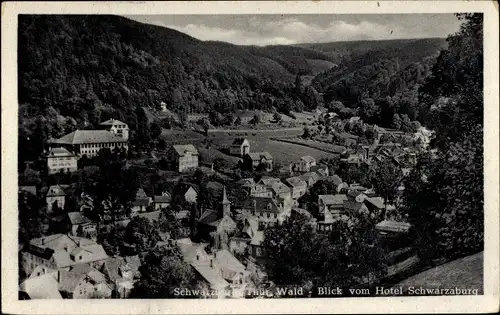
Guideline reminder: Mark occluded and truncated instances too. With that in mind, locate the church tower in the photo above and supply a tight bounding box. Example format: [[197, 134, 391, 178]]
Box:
[[222, 186, 231, 217]]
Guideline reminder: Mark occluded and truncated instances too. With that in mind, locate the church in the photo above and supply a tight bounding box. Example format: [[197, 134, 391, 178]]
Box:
[[197, 186, 237, 250]]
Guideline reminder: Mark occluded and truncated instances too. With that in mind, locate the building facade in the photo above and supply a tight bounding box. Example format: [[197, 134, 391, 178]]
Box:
[[46, 147, 78, 174]]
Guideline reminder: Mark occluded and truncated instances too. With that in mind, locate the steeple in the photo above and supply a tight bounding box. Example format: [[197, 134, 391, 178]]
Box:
[[222, 186, 230, 217]]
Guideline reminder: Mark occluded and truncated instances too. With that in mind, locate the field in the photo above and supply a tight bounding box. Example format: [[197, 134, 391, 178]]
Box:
[[249, 139, 337, 164]]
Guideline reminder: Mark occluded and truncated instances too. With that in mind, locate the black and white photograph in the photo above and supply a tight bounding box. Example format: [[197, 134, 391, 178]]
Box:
[[2, 1, 499, 314]]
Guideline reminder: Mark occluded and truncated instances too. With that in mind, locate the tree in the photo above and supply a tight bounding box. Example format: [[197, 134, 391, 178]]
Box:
[[201, 118, 210, 136], [18, 192, 47, 243], [150, 121, 162, 140], [250, 113, 261, 125], [130, 247, 198, 298], [124, 217, 161, 254], [372, 159, 401, 218], [273, 112, 282, 123], [360, 98, 379, 124], [234, 116, 242, 126], [392, 113, 402, 130], [302, 126, 311, 139], [262, 213, 321, 286]]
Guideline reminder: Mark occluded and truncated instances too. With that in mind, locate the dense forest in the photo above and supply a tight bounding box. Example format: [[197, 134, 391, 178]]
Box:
[[18, 15, 446, 163]]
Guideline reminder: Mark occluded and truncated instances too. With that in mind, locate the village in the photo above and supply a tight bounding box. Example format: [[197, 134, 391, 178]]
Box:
[[18, 106, 434, 299]]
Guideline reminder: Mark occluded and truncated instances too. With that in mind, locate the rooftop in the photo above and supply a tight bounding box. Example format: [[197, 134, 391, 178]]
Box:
[[48, 147, 74, 157], [318, 194, 348, 205], [172, 144, 199, 157], [19, 274, 62, 299], [100, 118, 128, 126], [51, 130, 127, 145]]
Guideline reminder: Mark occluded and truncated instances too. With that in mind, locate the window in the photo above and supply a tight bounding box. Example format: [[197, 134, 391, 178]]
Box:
[[267, 213, 270, 218], [274, 213, 277, 218], [79, 255, 82, 260]]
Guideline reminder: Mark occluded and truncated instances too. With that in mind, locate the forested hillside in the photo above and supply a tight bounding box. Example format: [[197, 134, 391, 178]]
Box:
[[18, 14, 447, 163], [310, 38, 447, 125]]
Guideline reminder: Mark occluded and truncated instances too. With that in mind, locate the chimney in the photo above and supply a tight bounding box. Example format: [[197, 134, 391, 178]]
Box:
[[57, 270, 61, 283], [210, 259, 213, 268], [196, 254, 199, 261]]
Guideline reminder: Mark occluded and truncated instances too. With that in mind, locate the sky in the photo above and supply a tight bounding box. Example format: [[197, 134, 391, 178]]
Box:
[[126, 14, 462, 46]]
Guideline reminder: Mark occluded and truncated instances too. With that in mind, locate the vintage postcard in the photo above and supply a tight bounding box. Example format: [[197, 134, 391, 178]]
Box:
[[2, 1, 499, 314]]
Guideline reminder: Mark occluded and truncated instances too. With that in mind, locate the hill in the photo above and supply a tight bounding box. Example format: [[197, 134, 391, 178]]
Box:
[[17, 15, 334, 161], [18, 15, 448, 162]]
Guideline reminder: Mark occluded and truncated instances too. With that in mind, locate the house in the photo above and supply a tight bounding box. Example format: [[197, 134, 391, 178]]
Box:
[[100, 256, 141, 298], [244, 152, 273, 171], [299, 172, 320, 188], [20, 234, 108, 277], [66, 212, 97, 239], [46, 185, 68, 213], [198, 187, 237, 249], [153, 194, 171, 210], [270, 182, 291, 202], [236, 178, 271, 198], [131, 188, 152, 213], [285, 177, 307, 200], [258, 176, 281, 188], [247, 231, 265, 262], [293, 155, 316, 172], [19, 274, 63, 299], [310, 164, 329, 177], [176, 239, 229, 295], [57, 266, 113, 299], [174, 183, 198, 203], [321, 175, 343, 187], [170, 144, 199, 172], [230, 138, 250, 157], [239, 197, 284, 229], [229, 216, 258, 255], [46, 147, 78, 174], [49, 129, 128, 158], [99, 118, 129, 140], [213, 249, 251, 295], [317, 194, 348, 232]]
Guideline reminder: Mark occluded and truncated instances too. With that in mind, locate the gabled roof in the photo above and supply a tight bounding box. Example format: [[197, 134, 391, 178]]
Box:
[[240, 197, 279, 213], [300, 172, 319, 183], [29, 234, 108, 268], [258, 176, 281, 187], [285, 177, 307, 187], [172, 144, 198, 157], [271, 182, 290, 195], [248, 152, 272, 161], [19, 274, 62, 299], [46, 185, 67, 197], [136, 188, 148, 199], [300, 155, 315, 163], [318, 194, 348, 206], [51, 130, 126, 145], [191, 264, 228, 289], [48, 147, 74, 157], [198, 210, 219, 226], [67, 212, 94, 225], [365, 197, 385, 209], [100, 118, 128, 126], [58, 270, 87, 293], [214, 249, 246, 273]]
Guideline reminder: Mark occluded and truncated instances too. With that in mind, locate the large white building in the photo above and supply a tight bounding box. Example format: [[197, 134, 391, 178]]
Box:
[[170, 144, 199, 172], [99, 119, 129, 140], [50, 130, 128, 158], [46, 147, 78, 174]]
